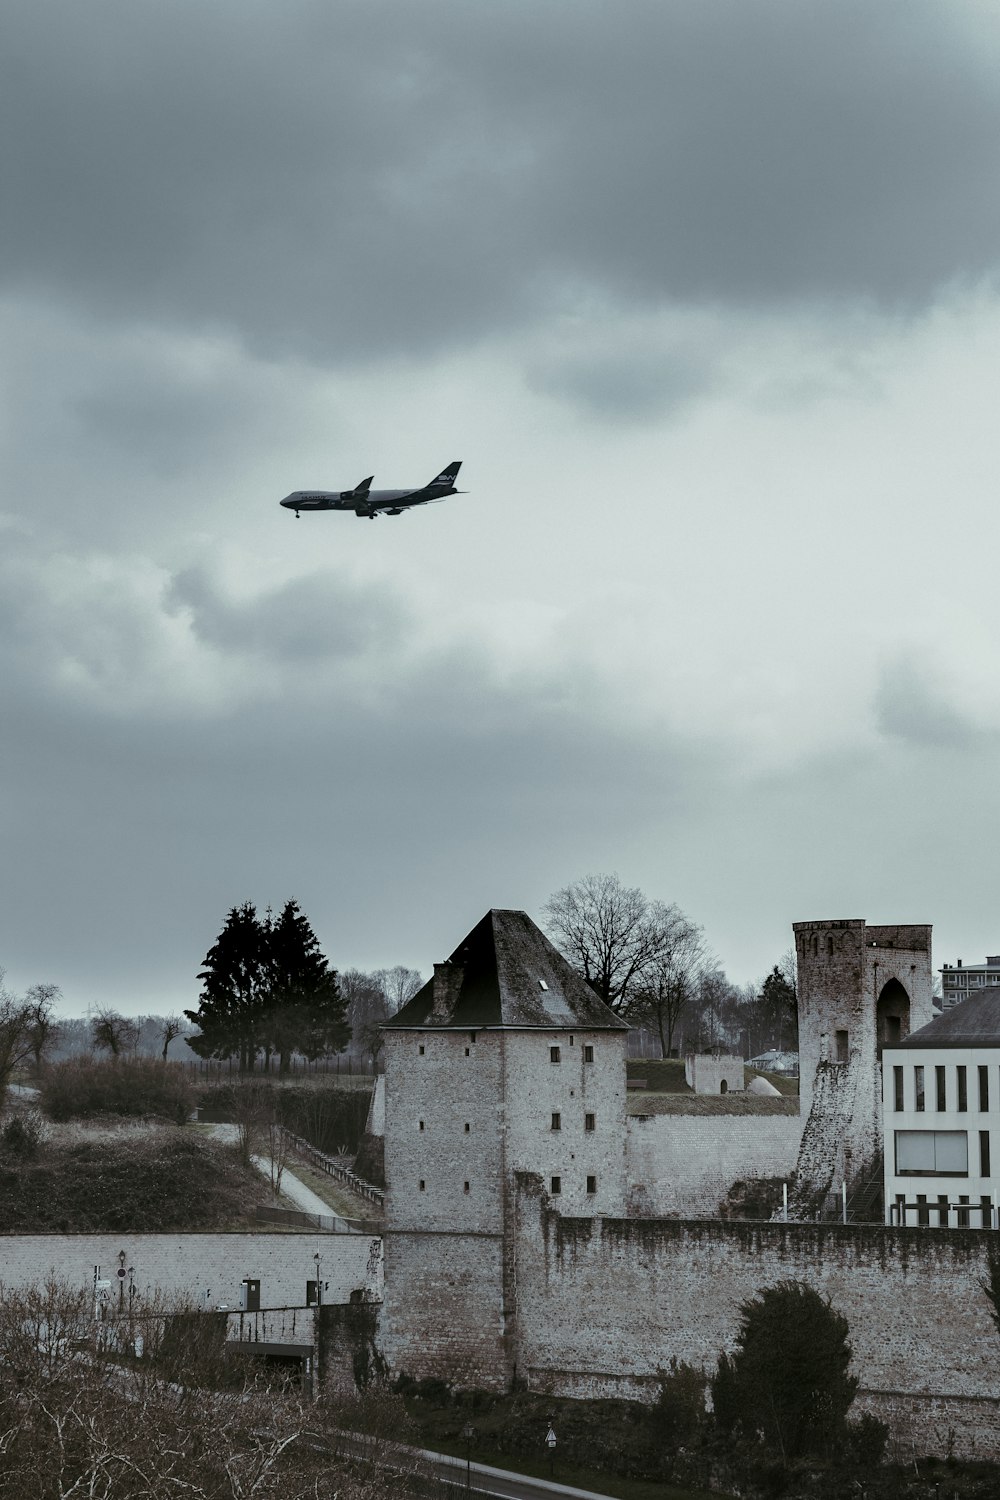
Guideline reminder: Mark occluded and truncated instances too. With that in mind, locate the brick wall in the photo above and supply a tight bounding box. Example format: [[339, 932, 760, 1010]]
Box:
[[626, 1114, 803, 1216], [513, 1184, 1000, 1458], [0, 1232, 381, 1311]]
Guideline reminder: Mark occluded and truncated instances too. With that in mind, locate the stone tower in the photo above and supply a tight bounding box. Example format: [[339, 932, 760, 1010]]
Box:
[[378, 908, 627, 1389], [790, 919, 934, 1217]]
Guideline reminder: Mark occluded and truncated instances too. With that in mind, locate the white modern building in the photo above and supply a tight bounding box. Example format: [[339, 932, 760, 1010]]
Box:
[[939, 955, 1000, 1009], [883, 992, 1000, 1228]]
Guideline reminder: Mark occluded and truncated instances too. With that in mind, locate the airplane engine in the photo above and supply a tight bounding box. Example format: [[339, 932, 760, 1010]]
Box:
[[386, 508, 404, 516]]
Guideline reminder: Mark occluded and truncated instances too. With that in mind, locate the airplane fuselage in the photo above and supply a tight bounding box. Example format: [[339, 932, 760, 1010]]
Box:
[[279, 462, 464, 519], [280, 484, 455, 516]]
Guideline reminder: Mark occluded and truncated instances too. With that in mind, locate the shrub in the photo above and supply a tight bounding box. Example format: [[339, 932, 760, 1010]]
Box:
[[711, 1280, 858, 1462], [654, 1358, 706, 1448], [39, 1058, 194, 1124], [845, 1411, 888, 1468], [0, 1111, 44, 1158]]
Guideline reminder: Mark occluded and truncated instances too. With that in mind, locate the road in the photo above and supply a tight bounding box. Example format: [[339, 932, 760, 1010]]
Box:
[[330, 1430, 627, 1500]]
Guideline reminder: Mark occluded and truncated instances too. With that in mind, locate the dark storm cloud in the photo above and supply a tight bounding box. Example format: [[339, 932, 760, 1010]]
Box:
[[3, 1, 1000, 363]]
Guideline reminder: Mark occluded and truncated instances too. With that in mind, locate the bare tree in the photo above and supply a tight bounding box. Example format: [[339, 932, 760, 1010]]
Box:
[[375, 965, 422, 1015], [22, 983, 61, 1072], [630, 904, 708, 1057], [543, 872, 662, 1012], [0, 1279, 401, 1498], [342, 969, 390, 1067], [158, 1014, 186, 1060], [89, 1006, 140, 1058], [0, 971, 35, 1103]]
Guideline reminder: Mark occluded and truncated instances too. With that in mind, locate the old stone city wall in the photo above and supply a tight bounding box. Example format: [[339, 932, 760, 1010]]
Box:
[[513, 1185, 1000, 1460], [626, 1112, 803, 1216], [0, 1231, 383, 1311]]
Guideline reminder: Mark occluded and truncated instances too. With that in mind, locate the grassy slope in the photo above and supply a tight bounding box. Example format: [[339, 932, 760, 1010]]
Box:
[[0, 1127, 278, 1233]]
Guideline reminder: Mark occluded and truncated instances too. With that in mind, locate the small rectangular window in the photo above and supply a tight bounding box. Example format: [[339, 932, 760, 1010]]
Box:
[[584, 1045, 594, 1063], [464, 1181, 470, 1193], [469, 1032, 476, 1043], [551, 1112, 561, 1131], [419, 1179, 425, 1191], [958, 1066, 968, 1113], [835, 1030, 848, 1063], [464, 1122, 470, 1133], [914, 1066, 925, 1113], [893, 1066, 903, 1112], [935, 1065, 946, 1112], [419, 1120, 424, 1131], [980, 1066, 990, 1112], [550, 1175, 561, 1195], [586, 1175, 597, 1194], [550, 1046, 561, 1064], [464, 1047, 470, 1057], [419, 1045, 425, 1055], [585, 1112, 595, 1132], [981, 1130, 991, 1177], [569, 1034, 574, 1045]]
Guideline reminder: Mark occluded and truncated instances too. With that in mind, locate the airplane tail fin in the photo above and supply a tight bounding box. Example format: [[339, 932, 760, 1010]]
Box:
[[428, 460, 462, 488]]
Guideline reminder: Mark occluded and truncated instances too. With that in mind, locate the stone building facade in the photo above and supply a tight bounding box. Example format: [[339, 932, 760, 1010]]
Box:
[[790, 919, 934, 1216], [378, 908, 627, 1388]]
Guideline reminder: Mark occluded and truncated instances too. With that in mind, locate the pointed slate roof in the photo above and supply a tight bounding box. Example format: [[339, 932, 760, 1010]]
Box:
[[897, 990, 1000, 1050], [384, 909, 627, 1031]]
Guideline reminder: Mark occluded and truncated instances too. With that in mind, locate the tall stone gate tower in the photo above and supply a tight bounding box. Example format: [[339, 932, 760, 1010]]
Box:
[[378, 909, 627, 1390], [790, 919, 934, 1217]]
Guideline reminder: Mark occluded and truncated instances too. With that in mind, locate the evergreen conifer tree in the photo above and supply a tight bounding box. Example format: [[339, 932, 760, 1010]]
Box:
[[263, 900, 348, 1073], [186, 902, 270, 1072], [186, 899, 349, 1074]]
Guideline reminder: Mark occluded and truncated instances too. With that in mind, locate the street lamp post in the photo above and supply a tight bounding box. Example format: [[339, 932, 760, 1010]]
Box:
[[461, 1423, 475, 1491]]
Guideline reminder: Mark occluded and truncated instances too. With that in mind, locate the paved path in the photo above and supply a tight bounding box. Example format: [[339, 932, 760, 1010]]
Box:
[[332, 1431, 624, 1499], [206, 1124, 351, 1229]]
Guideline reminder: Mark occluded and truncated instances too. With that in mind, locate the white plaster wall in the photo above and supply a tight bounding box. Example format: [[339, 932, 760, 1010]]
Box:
[[626, 1113, 803, 1216], [883, 1045, 1000, 1226], [0, 1232, 382, 1310]]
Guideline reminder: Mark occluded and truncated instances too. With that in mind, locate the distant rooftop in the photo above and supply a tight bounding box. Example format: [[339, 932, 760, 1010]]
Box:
[[896, 990, 1000, 1050], [384, 908, 627, 1031]]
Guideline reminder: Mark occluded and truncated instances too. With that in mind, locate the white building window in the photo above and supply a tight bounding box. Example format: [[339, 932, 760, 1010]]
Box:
[[895, 1130, 968, 1176]]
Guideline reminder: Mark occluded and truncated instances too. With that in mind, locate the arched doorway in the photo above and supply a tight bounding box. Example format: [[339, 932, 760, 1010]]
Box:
[[876, 978, 910, 1057]]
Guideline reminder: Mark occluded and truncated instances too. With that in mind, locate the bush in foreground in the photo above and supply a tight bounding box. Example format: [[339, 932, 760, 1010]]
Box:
[[712, 1280, 858, 1462], [39, 1057, 194, 1124]]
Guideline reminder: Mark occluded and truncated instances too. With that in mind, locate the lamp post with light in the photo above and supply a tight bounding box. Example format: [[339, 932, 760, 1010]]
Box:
[[461, 1423, 475, 1490]]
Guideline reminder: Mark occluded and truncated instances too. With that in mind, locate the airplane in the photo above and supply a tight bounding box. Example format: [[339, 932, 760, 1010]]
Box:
[[280, 461, 465, 519]]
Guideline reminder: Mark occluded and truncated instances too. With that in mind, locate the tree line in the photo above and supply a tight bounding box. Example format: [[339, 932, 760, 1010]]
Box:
[[543, 873, 797, 1058]]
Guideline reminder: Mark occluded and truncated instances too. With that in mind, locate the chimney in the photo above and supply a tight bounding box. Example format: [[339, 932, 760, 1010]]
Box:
[[431, 961, 464, 1021]]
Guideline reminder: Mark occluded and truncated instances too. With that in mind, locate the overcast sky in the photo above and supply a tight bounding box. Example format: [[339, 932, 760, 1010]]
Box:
[[4, 0, 1000, 1016]]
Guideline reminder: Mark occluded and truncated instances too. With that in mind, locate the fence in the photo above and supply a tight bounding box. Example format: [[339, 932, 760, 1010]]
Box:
[[187, 1056, 377, 1082], [280, 1128, 385, 1209]]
